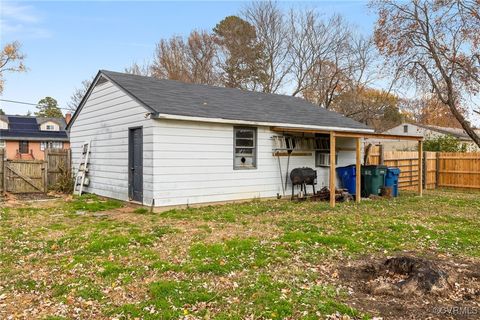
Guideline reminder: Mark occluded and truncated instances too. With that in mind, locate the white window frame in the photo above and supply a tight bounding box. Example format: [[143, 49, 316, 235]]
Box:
[[41, 141, 64, 151], [315, 152, 338, 167], [41, 122, 59, 131], [233, 127, 257, 170], [51, 141, 63, 149]]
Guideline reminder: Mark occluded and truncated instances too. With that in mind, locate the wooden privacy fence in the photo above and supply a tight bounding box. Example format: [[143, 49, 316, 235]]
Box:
[[367, 146, 480, 191], [45, 149, 71, 187], [437, 152, 480, 189], [4, 160, 47, 193], [367, 147, 437, 190], [0, 148, 71, 194]]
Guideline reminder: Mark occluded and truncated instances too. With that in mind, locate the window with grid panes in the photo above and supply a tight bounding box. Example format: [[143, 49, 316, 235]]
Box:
[[234, 127, 257, 169]]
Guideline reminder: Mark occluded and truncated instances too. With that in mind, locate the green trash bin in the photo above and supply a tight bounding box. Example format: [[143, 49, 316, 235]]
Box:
[[361, 165, 387, 196]]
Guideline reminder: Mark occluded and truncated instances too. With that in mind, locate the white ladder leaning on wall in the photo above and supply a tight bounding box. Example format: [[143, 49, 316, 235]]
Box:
[[73, 141, 91, 196]]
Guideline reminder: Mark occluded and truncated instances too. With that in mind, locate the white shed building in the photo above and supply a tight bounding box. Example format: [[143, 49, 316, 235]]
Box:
[[68, 70, 375, 208]]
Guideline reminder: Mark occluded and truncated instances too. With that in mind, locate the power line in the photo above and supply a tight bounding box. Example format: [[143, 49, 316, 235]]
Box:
[[0, 98, 73, 111], [0, 98, 38, 106]]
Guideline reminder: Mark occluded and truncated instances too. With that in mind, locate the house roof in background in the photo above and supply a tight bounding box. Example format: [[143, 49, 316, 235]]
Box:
[[82, 70, 372, 132], [415, 123, 474, 140], [0, 116, 69, 141]]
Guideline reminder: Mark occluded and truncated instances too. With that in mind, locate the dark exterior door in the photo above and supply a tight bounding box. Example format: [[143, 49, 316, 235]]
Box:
[[129, 127, 143, 202]]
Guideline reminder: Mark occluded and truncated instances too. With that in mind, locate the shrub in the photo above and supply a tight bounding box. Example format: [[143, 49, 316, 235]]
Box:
[[423, 134, 467, 152], [51, 165, 74, 193]]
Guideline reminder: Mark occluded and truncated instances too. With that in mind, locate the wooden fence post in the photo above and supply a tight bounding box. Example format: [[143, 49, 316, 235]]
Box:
[[379, 144, 384, 165], [418, 141, 423, 196], [4, 160, 7, 194], [423, 151, 427, 190], [435, 152, 440, 189], [0, 149, 4, 195], [43, 161, 48, 193], [67, 149, 72, 176]]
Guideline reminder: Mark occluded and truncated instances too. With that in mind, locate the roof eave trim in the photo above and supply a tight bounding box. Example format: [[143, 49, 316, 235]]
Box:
[[0, 137, 70, 141], [152, 113, 375, 133], [66, 71, 103, 131], [66, 70, 155, 131]]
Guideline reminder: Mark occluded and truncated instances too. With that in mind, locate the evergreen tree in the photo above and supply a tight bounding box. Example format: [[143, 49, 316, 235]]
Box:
[[35, 97, 63, 118]]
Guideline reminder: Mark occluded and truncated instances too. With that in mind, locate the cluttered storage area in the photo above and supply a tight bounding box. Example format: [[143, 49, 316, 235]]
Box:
[[272, 132, 402, 203]]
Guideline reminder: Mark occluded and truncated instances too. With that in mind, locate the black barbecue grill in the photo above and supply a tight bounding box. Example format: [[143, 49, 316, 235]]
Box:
[[290, 167, 317, 198]]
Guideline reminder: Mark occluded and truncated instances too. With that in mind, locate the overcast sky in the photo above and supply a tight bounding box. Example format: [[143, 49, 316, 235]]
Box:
[[1, 0, 382, 115]]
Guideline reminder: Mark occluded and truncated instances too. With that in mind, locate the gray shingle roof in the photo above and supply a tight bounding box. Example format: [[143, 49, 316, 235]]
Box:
[[100, 70, 372, 131], [415, 123, 472, 140]]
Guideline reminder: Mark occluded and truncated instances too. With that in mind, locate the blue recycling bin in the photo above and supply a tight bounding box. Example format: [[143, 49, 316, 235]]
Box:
[[385, 167, 401, 197], [336, 165, 357, 195]]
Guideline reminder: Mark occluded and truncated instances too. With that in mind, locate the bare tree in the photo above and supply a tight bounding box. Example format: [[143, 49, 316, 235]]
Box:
[[151, 35, 191, 82], [241, 2, 393, 113], [67, 78, 92, 112], [0, 41, 26, 94], [287, 13, 340, 101], [287, 10, 381, 110], [332, 87, 404, 131], [372, 0, 480, 147], [125, 62, 151, 76], [287, 9, 331, 98], [150, 30, 218, 85], [243, 1, 291, 93], [186, 31, 219, 85], [401, 94, 466, 128]]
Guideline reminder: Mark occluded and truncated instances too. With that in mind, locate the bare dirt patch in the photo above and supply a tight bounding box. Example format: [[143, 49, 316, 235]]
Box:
[[338, 253, 480, 319]]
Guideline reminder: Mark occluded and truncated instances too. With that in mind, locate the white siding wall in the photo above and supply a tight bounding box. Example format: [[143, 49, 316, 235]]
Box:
[[151, 119, 357, 207], [385, 123, 433, 137], [70, 80, 155, 204]]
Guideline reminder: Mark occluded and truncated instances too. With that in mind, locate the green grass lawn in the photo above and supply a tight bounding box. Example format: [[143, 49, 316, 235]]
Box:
[[0, 189, 479, 319]]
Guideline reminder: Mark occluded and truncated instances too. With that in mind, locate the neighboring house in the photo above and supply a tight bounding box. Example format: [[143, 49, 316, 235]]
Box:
[[0, 115, 71, 160], [377, 122, 480, 151], [68, 70, 374, 207]]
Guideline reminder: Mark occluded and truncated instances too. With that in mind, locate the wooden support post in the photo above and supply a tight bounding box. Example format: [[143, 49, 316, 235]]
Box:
[[329, 132, 336, 208], [356, 137, 361, 203], [435, 152, 440, 189], [379, 144, 384, 165], [418, 141, 423, 196]]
